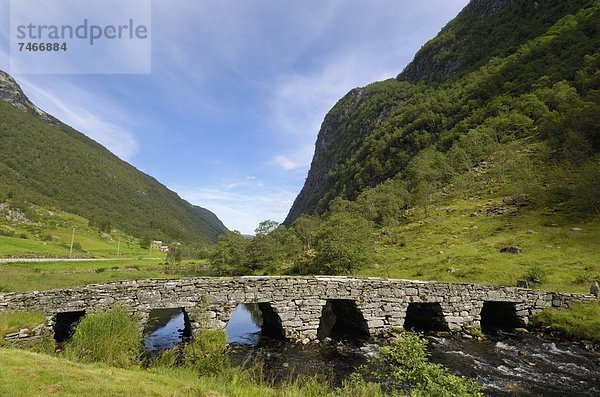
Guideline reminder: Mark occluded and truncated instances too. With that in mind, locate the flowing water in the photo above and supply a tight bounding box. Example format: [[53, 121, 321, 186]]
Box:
[[143, 305, 600, 396], [428, 332, 600, 397]]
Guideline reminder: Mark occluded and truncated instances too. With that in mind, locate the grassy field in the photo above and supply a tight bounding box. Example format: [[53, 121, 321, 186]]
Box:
[[0, 259, 210, 292], [0, 203, 155, 259], [0, 349, 225, 397], [359, 185, 600, 294], [532, 302, 600, 344]]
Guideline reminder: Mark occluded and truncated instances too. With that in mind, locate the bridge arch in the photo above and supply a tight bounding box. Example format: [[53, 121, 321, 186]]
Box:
[[317, 299, 369, 341], [480, 301, 526, 331], [403, 302, 449, 332], [53, 310, 85, 343]]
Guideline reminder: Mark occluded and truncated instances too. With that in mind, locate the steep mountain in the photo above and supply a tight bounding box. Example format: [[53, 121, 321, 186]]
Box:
[[284, 0, 599, 225], [0, 71, 227, 244]]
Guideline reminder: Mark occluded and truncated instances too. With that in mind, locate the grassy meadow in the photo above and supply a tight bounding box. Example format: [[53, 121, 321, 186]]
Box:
[[0, 259, 210, 292], [362, 192, 600, 294], [0, 203, 155, 259]]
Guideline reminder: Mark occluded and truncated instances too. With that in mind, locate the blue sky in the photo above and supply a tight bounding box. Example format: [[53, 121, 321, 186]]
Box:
[[0, 0, 469, 234]]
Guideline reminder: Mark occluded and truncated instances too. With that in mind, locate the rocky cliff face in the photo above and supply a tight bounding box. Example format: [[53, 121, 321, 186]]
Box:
[[284, 81, 409, 225], [0, 71, 57, 125]]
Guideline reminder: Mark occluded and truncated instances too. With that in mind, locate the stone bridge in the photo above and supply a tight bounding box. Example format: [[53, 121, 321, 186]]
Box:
[[0, 277, 593, 342]]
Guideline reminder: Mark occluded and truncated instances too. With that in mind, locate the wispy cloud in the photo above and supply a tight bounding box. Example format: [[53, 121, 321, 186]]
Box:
[[272, 155, 300, 171], [174, 180, 296, 235], [18, 78, 140, 161]]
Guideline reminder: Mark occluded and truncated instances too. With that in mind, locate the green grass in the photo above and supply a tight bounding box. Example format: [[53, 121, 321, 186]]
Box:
[[0, 259, 209, 292], [531, 302, 600, 344], [0, 311, 46, 341], [0, 203, 155, 259], [360, 187, 600, 294], [0, 348, 382, 397], [0, 349, 226, 397], [64, 307, 141, 368], [0, 308, 385, 397]]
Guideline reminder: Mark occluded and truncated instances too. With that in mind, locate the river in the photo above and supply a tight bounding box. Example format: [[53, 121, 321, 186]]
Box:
[[143, 304, 600, 396]]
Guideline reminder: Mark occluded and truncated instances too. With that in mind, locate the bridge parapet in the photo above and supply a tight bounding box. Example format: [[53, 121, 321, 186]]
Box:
[[0, 277, 594, 341]]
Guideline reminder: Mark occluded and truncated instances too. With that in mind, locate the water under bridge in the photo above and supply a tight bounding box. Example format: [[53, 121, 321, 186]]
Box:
[[0, 276, 594, 342]]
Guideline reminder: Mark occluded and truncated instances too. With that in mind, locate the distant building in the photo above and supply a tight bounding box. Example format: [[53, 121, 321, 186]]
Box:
[[151, 240, 162, 250], [160, 245, 170, 253]]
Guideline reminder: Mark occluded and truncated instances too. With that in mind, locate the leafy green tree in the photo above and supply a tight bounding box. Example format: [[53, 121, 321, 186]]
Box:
[[576, 161, 600, 214], [89, 216, 112, 233], [407, 148, 453, 217], [255, 220, 279, 236], [166, 242, 183, 266], [314, 212, 373, 275], [357, 179, 410, 226], [291, 215, 321, 250], [139, 235, 151, 249], [209, 231, 249, 275], [246, 223, 302, 273]]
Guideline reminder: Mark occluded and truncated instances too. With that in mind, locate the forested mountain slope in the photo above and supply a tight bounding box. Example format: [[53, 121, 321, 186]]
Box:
[[0, 71, 226, 244], [285, 0, 599, 225]]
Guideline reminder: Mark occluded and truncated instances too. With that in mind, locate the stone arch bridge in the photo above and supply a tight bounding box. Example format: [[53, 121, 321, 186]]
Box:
[[0, 277, 593, 342]]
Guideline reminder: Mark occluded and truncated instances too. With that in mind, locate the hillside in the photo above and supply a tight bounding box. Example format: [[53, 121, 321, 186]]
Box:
[[284, 0, 599, 225], [0, 71, 227, 244]]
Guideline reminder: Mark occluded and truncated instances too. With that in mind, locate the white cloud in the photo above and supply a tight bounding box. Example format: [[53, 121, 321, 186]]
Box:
[[18, 78, 139, 161], [174, 182, 296, 235], [272, 155, 300, 171], [263, 0, 470, 175]]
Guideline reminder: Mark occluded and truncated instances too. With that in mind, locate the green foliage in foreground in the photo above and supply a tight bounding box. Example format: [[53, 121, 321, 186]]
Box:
[[64, 306, 141, 368], [531, 302, 600, 344], [371, 332, 484, 397]]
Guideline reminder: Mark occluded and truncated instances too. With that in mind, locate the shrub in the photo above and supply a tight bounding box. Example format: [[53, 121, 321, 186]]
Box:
[[370, 332, 484, 397], [182, 330, 230, 375], [523, 265, 548, 286], [64, 306, 141, 368]]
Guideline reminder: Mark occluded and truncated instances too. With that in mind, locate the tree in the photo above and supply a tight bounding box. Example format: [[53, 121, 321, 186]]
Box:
[[89, 216, 112, 233], [254, 220, 279, 236], [166, 242, 182, 266], [246, 223, 302, 273], [209, 231, 249, 275], [139, 235, 151, 249], [407, 148, 453, 217], [291, 215, 321, 250], [576, 161, 600, 214], [357, 179, 410, 226], [314, 212, 373, 275]]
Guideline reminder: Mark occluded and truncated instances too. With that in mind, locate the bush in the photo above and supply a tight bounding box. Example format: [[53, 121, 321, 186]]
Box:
[[64, 306, 141, 368], [523, 265, 548, 286], [370, 332, 483, 397], [182, 330, 230, 375]]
